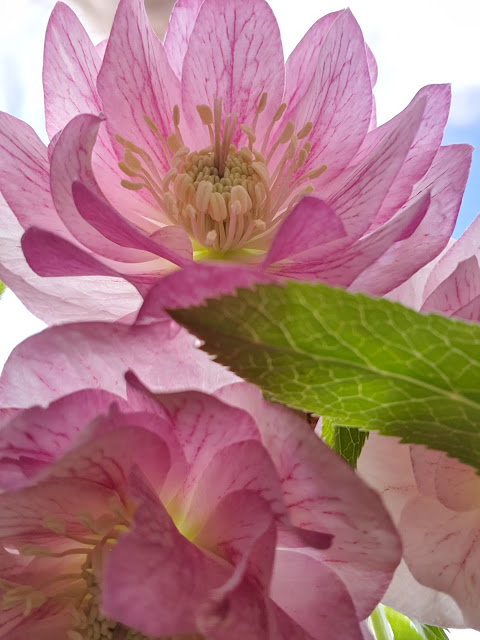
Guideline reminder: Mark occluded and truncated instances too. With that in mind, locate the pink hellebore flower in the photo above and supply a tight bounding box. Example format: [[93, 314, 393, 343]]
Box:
[[358, 436, 480, 630], [0, 372, 401, 639], [0, 0, 472, 323]]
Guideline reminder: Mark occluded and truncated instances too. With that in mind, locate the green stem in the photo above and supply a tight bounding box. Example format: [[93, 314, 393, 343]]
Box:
[[370, 605, 394, 640]]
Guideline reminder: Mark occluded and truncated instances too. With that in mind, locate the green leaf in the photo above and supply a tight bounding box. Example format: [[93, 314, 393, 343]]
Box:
[[0, 281, 4, 297], [321, 418, 368, 468], [170, 281, 480, 471], [383, 606, 449, 639]]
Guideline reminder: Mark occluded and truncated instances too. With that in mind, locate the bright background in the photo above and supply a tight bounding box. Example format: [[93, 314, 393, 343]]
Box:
[[0, 2, 479, 636]]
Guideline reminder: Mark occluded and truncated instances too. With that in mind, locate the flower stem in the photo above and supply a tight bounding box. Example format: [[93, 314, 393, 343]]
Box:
[[369, 605, 394, 640]]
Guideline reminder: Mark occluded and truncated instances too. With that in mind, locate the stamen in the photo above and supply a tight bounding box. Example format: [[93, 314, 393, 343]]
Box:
[[116, 95, 327, 255]]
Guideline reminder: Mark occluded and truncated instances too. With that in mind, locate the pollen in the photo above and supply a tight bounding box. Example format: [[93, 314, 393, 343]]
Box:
[[116, 94, 327, 257]]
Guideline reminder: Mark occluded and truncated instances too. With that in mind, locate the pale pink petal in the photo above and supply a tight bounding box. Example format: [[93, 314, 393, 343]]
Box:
[[97, 0, 181, 175], [0, 320, 234, 408], [357, 433, 417, 523], [324, 91, 426, 239], [421, 256, 480, 315], [0, 478, 118, 548], [424, 213, 480, 300], [197, 584, 271, 640], [181, 0, 285, 148], [0, 197, 140, 324], [356, 85, 451, 228], [125, 381, 261, 511], [44, 426, 171, 504], [43, 3, 102, 139], [164, 0, 205, 78], [372, 85, 451, 227], [382, 560, 465, 629], [217, 383, 401, 619], [21, 227, 122, 279], [285, 10, 372, 182], [194, 490, 276, 594], [351, 144, 473, 296], [49, 114, 186, 267], [454, 295, 480, 322], [263, 196, 345, 267], [387, 243, 453, 311], [71, 181, 192, 263], [434, 455, 480, 513], [269, 98, 427, 279], [137, 262, 275, 322], [282, 11, 342, 116], [270, 549, 363, 640], [0, 112, 68, 236], [317, 191, 430, 287], [102, 466, 228, 637], [400, 496, 480, 629], [0, 389, 121, 489], [182, 440, 285, 528]]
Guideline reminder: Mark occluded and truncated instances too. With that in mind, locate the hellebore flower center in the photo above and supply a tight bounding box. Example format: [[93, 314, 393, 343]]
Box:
[[116, 94, 327, 259], [0, 507, 169, 640]]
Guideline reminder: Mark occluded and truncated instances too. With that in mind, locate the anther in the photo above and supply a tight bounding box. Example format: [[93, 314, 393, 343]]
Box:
[[121, 179, 144, 191], [197, 104, 214, 125], [297, 121, 313, 139]]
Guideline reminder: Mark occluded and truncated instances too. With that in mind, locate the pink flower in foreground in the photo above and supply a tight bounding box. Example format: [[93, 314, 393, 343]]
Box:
[[358, 436, 480, 630], [0, 371, 401, 639], [0, 0, 471, 323]]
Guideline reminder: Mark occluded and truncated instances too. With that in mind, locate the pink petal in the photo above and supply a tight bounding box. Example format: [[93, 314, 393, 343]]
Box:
[[382, 560, 465, 629], [285, 10, 372, 182], [424, 212, 480, 300], [49, 114, 184, 266], [421, 255, 480, 315], [270, 97, 427, 279], [400, 496, 480, 629], [351, 143, 473, 296], [0, 319, 234, 408], [357, 433, 417, 523], [0, 112, 67, 236], [164, 0, 205, 78], [270, 550, 364, 640], [125, 380, 261, 506], [324, 90, 426, 240], [217, 383, 401, 619], [0, 478, 118, 548], [43, 3, 102, 139], [21, 227, 122, 279], [71, 181, 191, 264], [181, 0, 285, 148], [263, 196, 345, 267], [282, 11, 342, 117], [370, 85, 451, 228], [102, 466, 228, 637], [97, 0, 181, 175], [318, 191, 430, 287], [0, 197, 140, 324], [137, 262, 275, 322], [43, 426, 171, 502], [182, 440, 285, 529], [194, 490, 276, 594], [434, 455, 480, 513], [0, 389, 122, 489]]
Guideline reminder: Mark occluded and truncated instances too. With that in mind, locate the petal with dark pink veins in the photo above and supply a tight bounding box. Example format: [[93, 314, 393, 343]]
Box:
[[181, 0, 285, 148]]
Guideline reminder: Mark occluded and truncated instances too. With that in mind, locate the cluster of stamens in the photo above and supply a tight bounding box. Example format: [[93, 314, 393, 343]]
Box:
[[0, 506, 161, 640], [116, 94, 327, 256]]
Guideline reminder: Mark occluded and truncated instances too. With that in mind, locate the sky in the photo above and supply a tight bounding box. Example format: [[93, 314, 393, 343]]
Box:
[[0, 2, 479, 636]]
